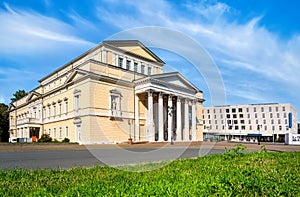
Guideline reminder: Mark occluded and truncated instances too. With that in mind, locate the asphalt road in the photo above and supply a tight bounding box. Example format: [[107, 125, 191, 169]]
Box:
[[0, 146, 223, 170], [0, 141, 299, 170]]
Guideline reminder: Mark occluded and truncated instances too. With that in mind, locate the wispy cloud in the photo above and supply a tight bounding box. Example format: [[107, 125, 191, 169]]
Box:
[[0, 3, 94, 55], [96, 0, 300, 105]]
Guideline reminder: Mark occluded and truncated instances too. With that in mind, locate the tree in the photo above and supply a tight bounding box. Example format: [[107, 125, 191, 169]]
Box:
[[10, 89, 27, 103], [0, 103, 9, 142]]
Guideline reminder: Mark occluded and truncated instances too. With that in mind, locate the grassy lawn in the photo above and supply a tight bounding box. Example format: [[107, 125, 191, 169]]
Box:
[[0, 150, 299, 196]]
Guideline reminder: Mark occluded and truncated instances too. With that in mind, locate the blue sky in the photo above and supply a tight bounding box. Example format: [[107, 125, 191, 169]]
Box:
[[0, 0, 299, 118]]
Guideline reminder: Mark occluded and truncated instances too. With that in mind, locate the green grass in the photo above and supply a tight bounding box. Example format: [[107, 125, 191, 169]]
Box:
[[0, 151, 299, 196]]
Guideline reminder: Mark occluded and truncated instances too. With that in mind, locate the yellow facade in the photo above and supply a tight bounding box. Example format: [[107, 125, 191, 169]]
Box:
[[9, 40, 204, 144]]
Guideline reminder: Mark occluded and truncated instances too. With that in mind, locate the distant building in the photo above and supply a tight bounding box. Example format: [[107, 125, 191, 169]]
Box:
[[8, 40, 204, 144], [203, 103, 297, 142]]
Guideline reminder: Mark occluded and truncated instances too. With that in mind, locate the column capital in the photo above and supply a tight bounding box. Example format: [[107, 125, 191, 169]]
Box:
[[148, 89, 153, 96], [185, 98, 189, 104], [177, 96, 182, 102]]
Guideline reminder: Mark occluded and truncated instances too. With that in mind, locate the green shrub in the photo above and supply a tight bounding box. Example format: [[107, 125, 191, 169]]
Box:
[[38, 134, 52, 142], [62, 138, 70, 143]]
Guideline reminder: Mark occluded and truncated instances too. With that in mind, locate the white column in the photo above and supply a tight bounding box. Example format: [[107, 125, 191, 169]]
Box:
[[184, 99, 190, 141], [168, 95, 173, 142], [192, 100, 197, 141], [122, 57, 126, 69], [147, 91, 154, 142], [115, 54, 119, 67], [176, 97, 182, 141], [158, 93, 164, 142], [134, 94, 139, 141]]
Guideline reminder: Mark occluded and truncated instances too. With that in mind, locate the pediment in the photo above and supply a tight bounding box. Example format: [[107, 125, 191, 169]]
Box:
[[65, 70, 86, 84], [152, 72, 199, 91], [26, 91, 41, 102], [104, 40, 165, 64]]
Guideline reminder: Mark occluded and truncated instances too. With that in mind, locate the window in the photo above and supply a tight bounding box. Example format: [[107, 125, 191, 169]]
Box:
[[271, 119, 274, 124], [263, 119, 266, 124], [226, 114, 230, 118], [262, 113, 265, 118], [256, 120, 258, 124], [134, 62, 138, 72], [241, 125, 245, 130], [226, 109, 229, 113], [278, 119, 281, 124], [220, 114, 223, 119], [215, 120, 217, 124], [232, 108, 236, 113], [141, 65, 145, 74], [234, 120, 238, 124], [219, 109, 222, 113], [270, 113, 273, 118], [74, 95, 80, 111], [208, 115, 210, 119], [285, 119, 288, 124], [59, 127, 62, 138], [126, 60, 131, 70], [65, 101, 68, 114], [118, 57, 123, 68], [147, 67, 152, 75], [48, 129, 51, 135], [277, 113, 280, 118], [264, 125, 267, 131], [65, 127, 69, 138], [59, 103, 62, 116], [238, 108, 242, 112], [254, 107, 256, 112], [276, 106, 278, 112], [269, 107, 272, 112], [43, 107, 46, 118], [255, 113, 257, 118], [110, 89, 121, 117], [233, 114, 237, 118], [240, 120, 245, 124], [279, 125, 282, 130], [282, 106, 285, 111], [54, 128, 56, 138], [246, 108, 249, 112], [248, 120, 251, 124], [272, 126, 275, 131], [53, 105, 56, 117], [239, 114, 243, 118], [247, 114, 250, 118], [234, 125, 238, 130], [250, 125, 252, 130], [283, 113, 286, 118], [48, 106, 51, 117], [213, 109, 216, 113], [261, 107, 264, 112]]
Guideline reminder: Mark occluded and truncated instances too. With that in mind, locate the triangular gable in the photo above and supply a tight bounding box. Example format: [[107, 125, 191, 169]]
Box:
[[8, 103, 16, 111], [65, 70, 87, 84], [103, 40, 165, 64], [151, 72, 200, 92], [26, 91, 41, 102]]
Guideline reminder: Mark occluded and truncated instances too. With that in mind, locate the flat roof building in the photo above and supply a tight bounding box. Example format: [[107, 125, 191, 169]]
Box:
[[203, 103, 297, 142]]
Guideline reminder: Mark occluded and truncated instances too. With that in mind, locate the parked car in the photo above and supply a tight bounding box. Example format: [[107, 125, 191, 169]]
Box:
[[9, 138, 17, 143]]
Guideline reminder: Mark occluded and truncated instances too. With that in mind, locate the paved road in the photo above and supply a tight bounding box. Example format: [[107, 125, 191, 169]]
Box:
[[0, 142, 299, 170]]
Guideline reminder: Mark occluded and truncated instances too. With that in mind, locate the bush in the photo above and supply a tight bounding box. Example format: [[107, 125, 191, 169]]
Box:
[[62, 138, 70, 143], [38, 134, 52, 142]]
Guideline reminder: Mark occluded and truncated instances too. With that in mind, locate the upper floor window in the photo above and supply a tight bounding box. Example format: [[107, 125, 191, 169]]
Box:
[[282, 106, 286, 111], [74, 90, 81, 113], [147, 67, 152, 75], [134, 62, 138, 72], [59, 103, 62, 116], [141, 65, 145, 74], [118, 57, 123, 68], [126, 60, 131, 70]]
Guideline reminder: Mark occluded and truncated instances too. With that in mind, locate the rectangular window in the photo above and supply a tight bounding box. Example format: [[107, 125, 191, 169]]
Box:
[[262, 113, 265, 118], [141, 65, 145, 74], [220, 114, 223, 119], [74, 95, 80, 111], [54, 128, 56, 138], [134, 62, 138, 72], [282, 106, 285, 111], [261, 107, 264, 112], [213, 109, 216, 113], [271, 119, 274, 124], [65, 101, 68, 114], [59, 127, 62, 138], [250, 125, 252, 130], [48, 129, 51, 135], [246, 108, 249, 113], [214, 115, 216, 119], [283, 113, 286, 118], [241, 125, 245, 130], [254, 107, 256, 112], [277, 113, 280, 118], [239, 114, 243, 118], [215, 120, 217, 124], [270, 113, 273, 118], [59, 103, 62, 116], [53, 105, 56, 117], [126, 60, 131, 70], [232, 108, 236, 113], [278, 119, 281, 124], [279, 125, 282, 130], [240, 120, 245, 124], [272, 126, 275, 131], [65, 127, 68, 138], [238, 108, 242, 112], [43, 107, 46, 118], [118, 57, 123, 68], [219, 109, 222, 113], [226, 114, 230, 119], [263, 119, 266, 124], [233, 114, 237, 118], [276, 106, 278, 112], [255, 113, 257, 118], [264, 125, 267, 130], [234, 120, 238, 124], [147, 67, 152, 75], [269, 107, 272, 112], [247, 114, 250, 118], [234, 125, 238, 130], [285, 119, 288, 124], [226, 109, 229, 113], [48, 106, 51, 117]]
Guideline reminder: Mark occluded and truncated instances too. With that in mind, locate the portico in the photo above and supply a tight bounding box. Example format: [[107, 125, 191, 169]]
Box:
[[134, 72, 204, 142]]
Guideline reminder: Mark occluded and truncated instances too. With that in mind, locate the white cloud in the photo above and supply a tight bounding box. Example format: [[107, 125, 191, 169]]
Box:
[[0, 3, 94, 55], [96, 0, 300, 106]]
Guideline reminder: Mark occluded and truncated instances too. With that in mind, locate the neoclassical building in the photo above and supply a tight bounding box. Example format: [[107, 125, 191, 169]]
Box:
[[9, 40, 204, 144]]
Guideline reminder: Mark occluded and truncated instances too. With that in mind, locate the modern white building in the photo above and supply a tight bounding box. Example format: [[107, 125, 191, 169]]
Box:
[[202, 103, 297, 142]]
